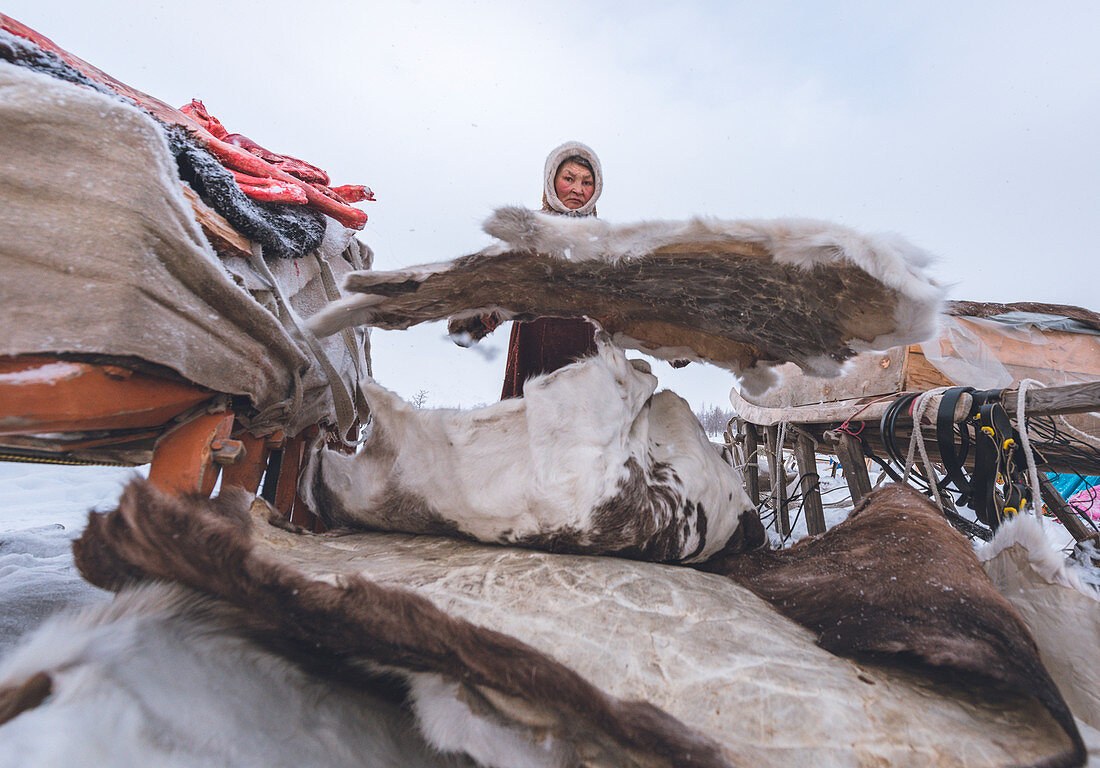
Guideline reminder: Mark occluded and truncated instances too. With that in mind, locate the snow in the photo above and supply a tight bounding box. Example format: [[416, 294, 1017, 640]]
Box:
[[0, 462, 145, 655], [0, 361, 82, 386]]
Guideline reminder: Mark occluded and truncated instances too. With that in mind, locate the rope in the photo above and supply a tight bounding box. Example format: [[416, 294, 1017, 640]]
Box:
[[838, 392, 911, 436], [902, 387, 952, 510], [249, 243, 363, 449], [1015, 378, 1046, 517], [0, 451, 131, 467], [760, 421, 786, 526], [1055, 414, 1100, 449]]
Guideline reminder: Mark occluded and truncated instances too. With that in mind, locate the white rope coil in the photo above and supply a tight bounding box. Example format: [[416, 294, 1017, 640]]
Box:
[[903, 387, 952, 511]]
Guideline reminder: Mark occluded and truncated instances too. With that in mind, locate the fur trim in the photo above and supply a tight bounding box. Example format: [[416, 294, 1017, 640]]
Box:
[[542, 141, 602, 217], [976, 513, 1100, 598]]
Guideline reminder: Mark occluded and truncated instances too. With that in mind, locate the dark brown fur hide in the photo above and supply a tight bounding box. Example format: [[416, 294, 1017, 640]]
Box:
[[307, 208, 945, 394], [697, 483, 1086, 768], [0, 671, 52, 726], [73, 480, 730, 768]]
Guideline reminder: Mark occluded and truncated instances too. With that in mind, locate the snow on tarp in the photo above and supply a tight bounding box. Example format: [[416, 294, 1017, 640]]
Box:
[[0, 61, 367, 438], [20, 479, 1080, 767], [308, 206, 946, 395]]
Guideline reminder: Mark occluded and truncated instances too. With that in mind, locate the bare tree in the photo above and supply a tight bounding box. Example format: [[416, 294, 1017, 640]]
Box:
[[411, 389, 428, 409], [693, 403, 736, 436]]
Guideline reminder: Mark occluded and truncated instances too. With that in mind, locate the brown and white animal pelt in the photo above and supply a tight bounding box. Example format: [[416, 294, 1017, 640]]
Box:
[[306, 335, 763, 563], [307, 206, 945, 395], [0, 584, 483, 768]]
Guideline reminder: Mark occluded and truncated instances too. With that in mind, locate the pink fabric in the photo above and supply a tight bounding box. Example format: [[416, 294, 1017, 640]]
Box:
[[1067, 486, 1100, 522]]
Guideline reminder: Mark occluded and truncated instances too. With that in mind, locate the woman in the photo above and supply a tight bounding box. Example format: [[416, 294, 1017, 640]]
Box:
[[500, 141, 603, 398]]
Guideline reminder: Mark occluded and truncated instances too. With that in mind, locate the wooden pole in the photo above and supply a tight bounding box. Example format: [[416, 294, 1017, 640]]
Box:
[[1037, 474, 1099, 544], [832, 431, 872, 506], [743, 422, 761, 508], [729, 379, 1100, 427], [795, 432, 826, 535], [765, 425, 790, 537]]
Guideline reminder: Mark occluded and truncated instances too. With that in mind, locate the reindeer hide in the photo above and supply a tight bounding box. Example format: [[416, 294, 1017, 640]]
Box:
[[306, 336, 762, 564], [308, 207, 945, 394], [1, 480, 1076, 767]]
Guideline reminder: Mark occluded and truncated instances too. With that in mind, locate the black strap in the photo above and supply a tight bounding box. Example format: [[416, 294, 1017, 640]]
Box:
[[971, 400, 1032, 529], [936, 387, 976, 502], [879, 393, 920, 470]]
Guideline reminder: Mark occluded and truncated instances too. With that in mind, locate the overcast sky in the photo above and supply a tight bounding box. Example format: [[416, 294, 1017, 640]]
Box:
[[6, 1, 1098, 410]]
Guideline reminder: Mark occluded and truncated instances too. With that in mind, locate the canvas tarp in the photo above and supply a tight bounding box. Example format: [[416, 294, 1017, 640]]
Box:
[[0, 61, 367, 437]]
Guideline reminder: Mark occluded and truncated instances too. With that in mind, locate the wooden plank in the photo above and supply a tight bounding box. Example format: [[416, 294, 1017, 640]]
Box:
[[833, 431, 872, 505], [743, 422, 761, 507], [181, 185, 252, 259], [148, 410, 234, 496], [741, 349, 907, 409], [795, 433, 826, 535], [954, 317, 1100, 380], [1004, 380, 1100, 418], [0, 355, 213, 436], [731, 379, 1100, 427]]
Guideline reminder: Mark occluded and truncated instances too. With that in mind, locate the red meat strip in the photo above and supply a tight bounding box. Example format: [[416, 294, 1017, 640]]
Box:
[[230, 170, 309, 205], [224, 133, 330, 186], [0, 14, 369, 229]]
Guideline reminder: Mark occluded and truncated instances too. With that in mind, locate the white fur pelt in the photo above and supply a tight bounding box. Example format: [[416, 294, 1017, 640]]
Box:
[[0, 583, 485, 768], [308, 336, 755, 563], [976, 514, 1100, 730]]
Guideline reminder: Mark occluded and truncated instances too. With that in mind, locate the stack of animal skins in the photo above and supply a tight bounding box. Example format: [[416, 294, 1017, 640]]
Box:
[[0, 481, 1086, 767], [308, 205, 946, 395]]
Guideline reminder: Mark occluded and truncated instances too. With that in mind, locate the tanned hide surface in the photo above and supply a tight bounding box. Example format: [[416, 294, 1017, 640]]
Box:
[[307, 207, 945, 394], [49, 479, 1086, 768], [307, 336, 763, 564], [698, 483, 1086, 768], [69, 481, 730, 768]]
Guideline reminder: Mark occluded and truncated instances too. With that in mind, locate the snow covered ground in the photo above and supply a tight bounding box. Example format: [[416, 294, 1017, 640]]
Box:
[[0, 462, 144, 656]]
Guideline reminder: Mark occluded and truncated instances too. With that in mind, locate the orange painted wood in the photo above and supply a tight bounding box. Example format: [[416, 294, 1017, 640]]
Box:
[[219, 432, 271, 495], [272, 427, 320, 528], [274, 436, 304, 521], [0, 356, 213, 436], [148, 411, 234, 496]]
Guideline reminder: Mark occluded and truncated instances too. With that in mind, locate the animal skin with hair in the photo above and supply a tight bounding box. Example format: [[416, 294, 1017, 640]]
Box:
[[308, 206, 944, 396], [0, 479, 1088, 767], [306, 334, 762, 563]]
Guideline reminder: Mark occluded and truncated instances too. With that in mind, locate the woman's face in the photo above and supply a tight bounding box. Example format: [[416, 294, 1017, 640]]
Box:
[[554, 161, 595, 210]]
